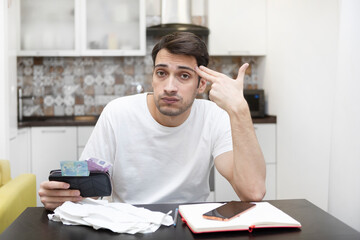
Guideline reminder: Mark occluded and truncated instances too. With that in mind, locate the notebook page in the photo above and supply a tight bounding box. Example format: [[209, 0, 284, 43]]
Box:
[[179, 202, 301, 232], [237, 202, 301, 227]]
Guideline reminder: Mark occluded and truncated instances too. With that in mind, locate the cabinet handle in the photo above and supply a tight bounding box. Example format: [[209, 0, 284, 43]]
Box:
[[41, 130, 66, 133], [36, 51, 59, 56], [228, 50, 251, 55], [18, 130, 28, 135]]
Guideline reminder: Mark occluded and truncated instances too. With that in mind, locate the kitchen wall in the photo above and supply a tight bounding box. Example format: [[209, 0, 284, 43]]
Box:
[[265, 0, 338, 211], [265, 0, 360, 232], [17, 54, 260, 117], [0, 0, 9, 159], [0, 0, 17, 160], [328, 0, 360, 232], [17, 51, 261, 118]]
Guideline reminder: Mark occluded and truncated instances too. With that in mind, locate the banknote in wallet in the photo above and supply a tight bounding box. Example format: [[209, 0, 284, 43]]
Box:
[[86, 157, 112, 172], [60, 161, 90, 176]]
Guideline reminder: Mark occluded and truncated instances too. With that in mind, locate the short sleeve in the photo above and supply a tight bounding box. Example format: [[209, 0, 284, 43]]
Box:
[[211, 108, 233, 159], [79, 103, 116, 167]]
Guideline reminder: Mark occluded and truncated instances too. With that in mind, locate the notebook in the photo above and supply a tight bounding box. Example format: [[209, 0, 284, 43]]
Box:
[[178, 202, 301, 233]]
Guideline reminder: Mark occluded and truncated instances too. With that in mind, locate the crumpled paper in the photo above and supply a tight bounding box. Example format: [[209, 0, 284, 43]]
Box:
[[48, 198, 174, 234]]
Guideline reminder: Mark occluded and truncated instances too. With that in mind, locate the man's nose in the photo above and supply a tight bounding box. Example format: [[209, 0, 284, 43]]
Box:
[[164, 75, 178, 93]]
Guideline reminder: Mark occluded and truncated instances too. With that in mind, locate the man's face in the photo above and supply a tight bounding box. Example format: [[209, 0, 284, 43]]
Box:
[[152, 49, 205, 117]]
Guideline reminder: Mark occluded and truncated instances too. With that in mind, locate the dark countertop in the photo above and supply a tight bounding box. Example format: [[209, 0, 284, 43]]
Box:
[[18, 116, 99, 128], [18, 115, 276, 128], [252, 115, 277, 124]]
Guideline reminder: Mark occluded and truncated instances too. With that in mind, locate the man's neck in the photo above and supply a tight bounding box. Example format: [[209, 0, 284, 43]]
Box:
[[146, 93, 191, 127]]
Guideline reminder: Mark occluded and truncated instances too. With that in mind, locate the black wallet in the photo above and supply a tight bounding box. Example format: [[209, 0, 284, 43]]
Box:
[[48, 169, 112, 197]]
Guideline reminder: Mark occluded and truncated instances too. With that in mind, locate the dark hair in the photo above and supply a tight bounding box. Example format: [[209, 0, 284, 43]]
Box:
[[151, 32, 209, 67]]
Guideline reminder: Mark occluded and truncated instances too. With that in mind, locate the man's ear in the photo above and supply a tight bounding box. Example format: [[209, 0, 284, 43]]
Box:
[[197, 78, 207, 93]]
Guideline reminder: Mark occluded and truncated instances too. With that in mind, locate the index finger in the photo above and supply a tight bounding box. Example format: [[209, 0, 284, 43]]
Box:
[[41, 180, 70, 190], [195, 66, 219, 83]]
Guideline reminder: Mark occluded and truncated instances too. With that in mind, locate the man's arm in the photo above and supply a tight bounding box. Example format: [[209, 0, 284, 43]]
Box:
[[196, 64, 266, 201]]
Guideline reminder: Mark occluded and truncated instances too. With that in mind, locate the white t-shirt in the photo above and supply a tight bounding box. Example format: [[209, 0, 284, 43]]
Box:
[[80, 93, 232, 204]]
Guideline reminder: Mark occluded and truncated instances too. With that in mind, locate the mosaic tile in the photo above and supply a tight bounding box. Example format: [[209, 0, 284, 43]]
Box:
[[17, 50, 260, 117]]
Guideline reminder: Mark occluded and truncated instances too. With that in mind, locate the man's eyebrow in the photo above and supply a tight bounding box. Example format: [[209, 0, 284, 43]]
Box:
[[178, 66, 196, 73], [154, 64, 168, 68], [154, 64, 196, 73]]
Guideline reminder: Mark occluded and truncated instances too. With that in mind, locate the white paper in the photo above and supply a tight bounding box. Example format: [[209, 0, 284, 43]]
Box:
[[48, 198, 174, 234]]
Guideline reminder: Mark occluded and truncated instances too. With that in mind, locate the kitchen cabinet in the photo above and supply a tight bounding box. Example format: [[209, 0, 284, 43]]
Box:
[[77, 126, 94, 159], [254, 124, 276, 164], [29, 126, 95, 205], [208, 0, 267, 56], [18, 0, 80, 56], [80, 0, 146, 56], [31, 127, 77, 206], [214, 123, 276, 201], [18, 0, 145, 56], [9, 128, 31, 179]]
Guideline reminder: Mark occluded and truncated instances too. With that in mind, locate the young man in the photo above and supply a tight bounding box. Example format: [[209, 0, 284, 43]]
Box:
[[39, 32, 266, 210]]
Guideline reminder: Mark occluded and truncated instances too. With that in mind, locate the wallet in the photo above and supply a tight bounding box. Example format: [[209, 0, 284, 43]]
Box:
[[48, 169, 112, 197]]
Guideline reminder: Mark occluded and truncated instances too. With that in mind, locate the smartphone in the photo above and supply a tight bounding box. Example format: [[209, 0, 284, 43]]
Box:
[[203, 201, 256, 221]]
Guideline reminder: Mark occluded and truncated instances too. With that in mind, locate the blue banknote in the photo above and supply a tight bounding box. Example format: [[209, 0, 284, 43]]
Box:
[[60, 161, 90, 176]]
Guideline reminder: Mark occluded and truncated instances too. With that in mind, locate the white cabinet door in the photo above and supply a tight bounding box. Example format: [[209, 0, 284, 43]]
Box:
[[254, 124, 276, 164], [9, 128, 31, 178], [214, 123, 276, 201], [264, 163, 276, 200], [18, 0, 80, 56], [208, 0, 267, 56], [80, 0, 146, 56], [77, 126, 94, 159], [31, 127, 77, 206], [18, 0, 146, 56]]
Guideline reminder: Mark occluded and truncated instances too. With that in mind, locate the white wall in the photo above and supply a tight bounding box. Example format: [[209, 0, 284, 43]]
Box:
[[328, 0, 360, 232], [0, 0, 10, 160], [8, 0, 18, 140], [265, 0, 339, 211], [265, 0, 360, 232]]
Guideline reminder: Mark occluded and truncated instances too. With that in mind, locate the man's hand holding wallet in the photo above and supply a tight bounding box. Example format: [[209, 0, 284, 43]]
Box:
[[48, 158, 112, 198]]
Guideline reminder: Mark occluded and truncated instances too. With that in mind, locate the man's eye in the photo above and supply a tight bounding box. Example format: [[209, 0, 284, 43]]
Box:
[[156, 71, 166, 77], [180, 73, 190, 80]]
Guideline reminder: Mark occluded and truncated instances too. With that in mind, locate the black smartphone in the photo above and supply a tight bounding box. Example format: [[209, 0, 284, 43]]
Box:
[[203, 201, 256, 221]]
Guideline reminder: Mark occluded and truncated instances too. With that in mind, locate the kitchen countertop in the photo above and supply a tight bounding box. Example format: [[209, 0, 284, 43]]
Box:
[[18, 115, 276, 128], [18, 116, 99, 128], [252, 115, 277, 124]]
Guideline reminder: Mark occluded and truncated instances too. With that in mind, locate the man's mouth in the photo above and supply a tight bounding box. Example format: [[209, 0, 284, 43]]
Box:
[[161, 97, 179, 104]]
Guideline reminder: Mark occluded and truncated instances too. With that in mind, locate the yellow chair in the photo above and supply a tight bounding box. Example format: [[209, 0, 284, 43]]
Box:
[[0, 159, 36, 233]]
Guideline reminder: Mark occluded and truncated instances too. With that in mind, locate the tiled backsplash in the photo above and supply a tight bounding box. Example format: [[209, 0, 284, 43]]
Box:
[[17, 43, 260, 117]]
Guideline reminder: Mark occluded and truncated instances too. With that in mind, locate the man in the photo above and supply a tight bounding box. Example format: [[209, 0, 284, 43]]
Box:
[[39, 32, 266, 210]]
